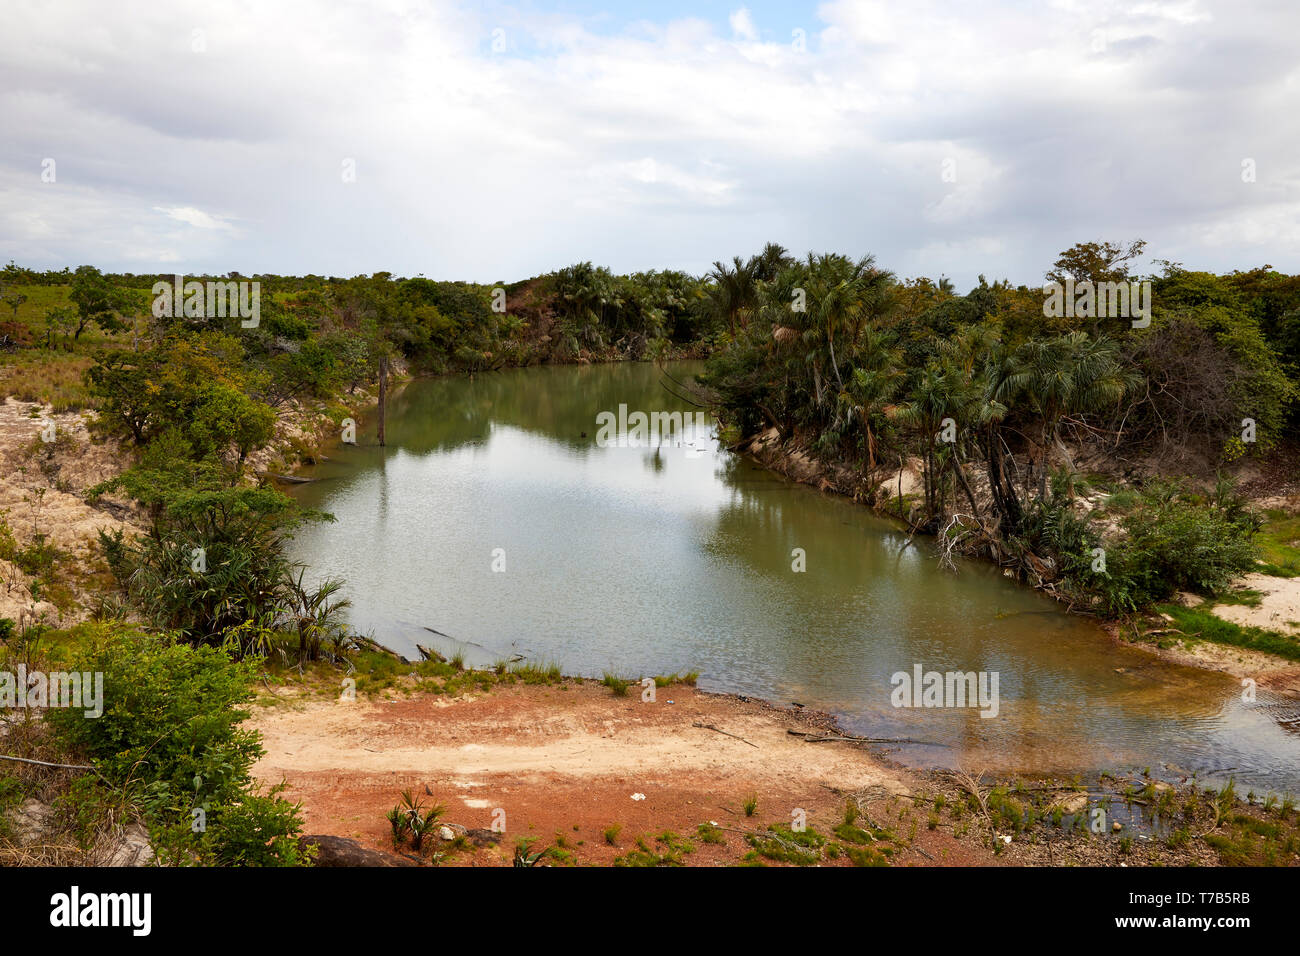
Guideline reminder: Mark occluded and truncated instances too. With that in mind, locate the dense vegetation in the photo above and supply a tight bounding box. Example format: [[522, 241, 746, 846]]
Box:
[[697, 241, 1300, 618], [0, 258, 725, 865], [1, 244, 1298, 864]]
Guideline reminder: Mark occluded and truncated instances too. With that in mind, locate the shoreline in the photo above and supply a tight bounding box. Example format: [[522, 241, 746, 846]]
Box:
[[248, 671, 1275, 866], [732, 424, 1300, 692]]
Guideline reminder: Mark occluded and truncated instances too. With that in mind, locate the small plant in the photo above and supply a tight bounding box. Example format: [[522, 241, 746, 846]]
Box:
[[696, 822, 725, 845], [603, 824, 622, 846], [601, 672, 631, 696], [386, 806, 405, 846], [742, 793, 758, 817], [513, 839, 549, 867], [394, 789, 446, 852]]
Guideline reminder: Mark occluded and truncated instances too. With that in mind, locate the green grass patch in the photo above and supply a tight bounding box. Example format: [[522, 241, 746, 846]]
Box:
[[601, 672, 631, 696], [745, 824, 826, 865], [1257, 510, 1300, 577], [1155, 603, 1300, 661], [1214, 588, 1263, 607], [696, 822, 725, 845], [613, 832, 693, 867]]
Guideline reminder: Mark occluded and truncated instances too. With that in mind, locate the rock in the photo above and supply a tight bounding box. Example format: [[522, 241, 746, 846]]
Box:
[[437, 825, 456, 841], [8, 798, 54, 843], [102, 822, 154, 867], [299, 834, 418, 867], [465, 828, 502, 847], [1051, 792, 1089, 815]]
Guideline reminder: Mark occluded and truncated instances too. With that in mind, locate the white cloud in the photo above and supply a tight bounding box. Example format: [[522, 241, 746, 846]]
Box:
[[729, 7, 759, 42], [0, 0, 1297, 287], [153, 206, 237, 232]]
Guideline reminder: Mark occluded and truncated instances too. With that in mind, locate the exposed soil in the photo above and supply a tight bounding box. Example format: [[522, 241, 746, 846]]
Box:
[[249, 680, 1000, 866], [1212, 573, 1300, 638], [0, 398, 141, 626]]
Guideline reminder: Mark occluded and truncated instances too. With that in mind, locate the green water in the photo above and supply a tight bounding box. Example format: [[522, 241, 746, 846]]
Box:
[[288, 360, 1299, 792]]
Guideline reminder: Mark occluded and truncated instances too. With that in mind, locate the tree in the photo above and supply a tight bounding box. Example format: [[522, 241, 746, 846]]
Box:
[[69, 265, 136, 339], [706, 256, 760, 339], [1046, 239, 1147, 286], [337, 274, 420, 445], [85, 334, 274, 480], [997, 332, 1136, 499]]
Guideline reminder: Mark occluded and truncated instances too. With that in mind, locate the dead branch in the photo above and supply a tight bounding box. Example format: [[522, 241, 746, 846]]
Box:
[[692, 721, 759, 748]]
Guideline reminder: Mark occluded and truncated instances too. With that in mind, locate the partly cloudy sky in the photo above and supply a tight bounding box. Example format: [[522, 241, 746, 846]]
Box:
[[2, 0, 1298, 288]]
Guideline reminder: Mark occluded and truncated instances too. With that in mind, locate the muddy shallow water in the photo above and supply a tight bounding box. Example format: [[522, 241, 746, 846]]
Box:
[[288, 360, 1300, 795]]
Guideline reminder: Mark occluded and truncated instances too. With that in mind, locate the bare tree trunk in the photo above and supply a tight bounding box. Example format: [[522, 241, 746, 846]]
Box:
[[377, 354, 388, 447]]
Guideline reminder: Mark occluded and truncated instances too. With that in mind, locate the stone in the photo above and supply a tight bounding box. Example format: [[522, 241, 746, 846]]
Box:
[[299, 834, 418, 867]]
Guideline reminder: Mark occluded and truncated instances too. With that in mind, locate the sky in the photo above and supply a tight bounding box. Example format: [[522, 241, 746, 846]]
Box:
[[2, 0, 1298, 289]]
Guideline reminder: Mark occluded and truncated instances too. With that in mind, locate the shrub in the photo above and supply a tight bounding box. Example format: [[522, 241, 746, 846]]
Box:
[[44, 625, 309, 865], [1094, 483, 1260, 614]]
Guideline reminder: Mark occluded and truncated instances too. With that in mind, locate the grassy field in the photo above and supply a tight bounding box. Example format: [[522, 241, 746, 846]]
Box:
[[0, 284, 122, 411]]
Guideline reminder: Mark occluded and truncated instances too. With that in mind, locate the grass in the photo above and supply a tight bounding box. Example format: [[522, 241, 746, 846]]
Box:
[[696, 822, 725, 845], [745, 823, 826, 865], [1154, 603, 1300, 661], [1257, 509, 1300, 577], [1214, 588, 1264, 607], [601, 672, 631, 696], [613, 832, 694, 867], [507, 660, 563, 684], [0, 353, 96, 412], [742, 793, 758, 817], [0, 285, 128, 411], [652, 671, 699, 687]]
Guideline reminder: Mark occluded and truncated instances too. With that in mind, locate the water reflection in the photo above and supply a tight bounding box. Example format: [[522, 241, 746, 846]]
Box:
[[288, 361, 1299, 794]]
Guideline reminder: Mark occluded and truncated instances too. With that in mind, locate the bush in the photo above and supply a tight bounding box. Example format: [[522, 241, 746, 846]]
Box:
[[45, 627, 262, 801], [44, 625, 310, 865], [1094, 483, 1259, 614]]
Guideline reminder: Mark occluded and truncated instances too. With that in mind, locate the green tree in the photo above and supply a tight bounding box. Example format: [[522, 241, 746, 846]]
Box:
[[69, 264, 136, 339]]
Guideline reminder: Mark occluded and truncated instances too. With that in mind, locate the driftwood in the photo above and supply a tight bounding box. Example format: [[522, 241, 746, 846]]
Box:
[[0, 753, 114, 786], [0, 754, 95, 772], [259, 471, 316, 484], [787, 729, 949, 747], [692, 721, 758, 748]]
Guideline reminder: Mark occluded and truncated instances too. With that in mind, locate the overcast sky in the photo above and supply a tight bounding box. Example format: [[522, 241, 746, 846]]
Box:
[[2, 0, 1297, 288]]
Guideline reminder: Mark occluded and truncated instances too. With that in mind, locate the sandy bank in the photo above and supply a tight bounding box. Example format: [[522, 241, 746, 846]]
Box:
[[249, 680, 997, 866]]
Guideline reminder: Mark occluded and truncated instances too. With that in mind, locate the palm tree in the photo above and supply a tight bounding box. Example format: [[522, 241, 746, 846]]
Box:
[[996, 332, 1136, 500], [896, 364, 966, 523], [846, 327, 904, 472], [799, 253, 893, 402], [281, 567, 352, 661], [749, 242, 793, 282], [706, 256, 760, 338]]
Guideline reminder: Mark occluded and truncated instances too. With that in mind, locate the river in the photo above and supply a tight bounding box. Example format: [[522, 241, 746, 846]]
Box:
[[288, 360, 1299, 795]]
